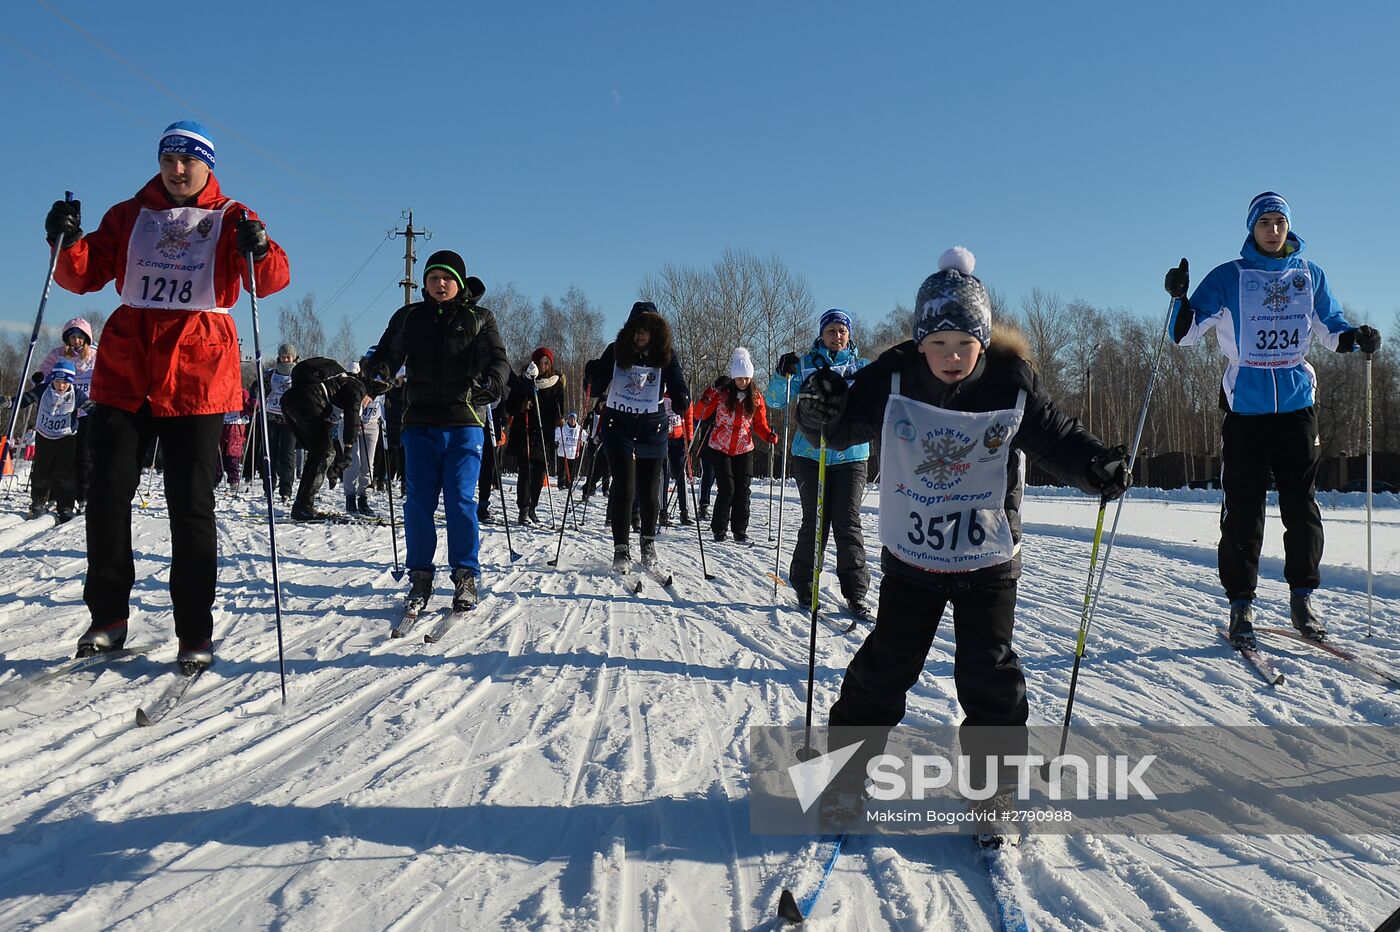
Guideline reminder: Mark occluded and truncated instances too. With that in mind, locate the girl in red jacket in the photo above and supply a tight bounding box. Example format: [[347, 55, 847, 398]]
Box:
[[694, 348, 779, 543]]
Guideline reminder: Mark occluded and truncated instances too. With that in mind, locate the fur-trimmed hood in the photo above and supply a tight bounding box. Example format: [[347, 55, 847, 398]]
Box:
[[615, 310, 673, 369]]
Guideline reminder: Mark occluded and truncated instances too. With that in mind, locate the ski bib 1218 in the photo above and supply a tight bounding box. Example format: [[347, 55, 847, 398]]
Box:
[[879, 374, 1025, 573], [120, 206, 225, 311]]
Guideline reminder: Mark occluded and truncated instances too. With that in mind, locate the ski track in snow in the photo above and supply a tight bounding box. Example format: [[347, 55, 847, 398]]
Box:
[[0, 476, 1397, 930]]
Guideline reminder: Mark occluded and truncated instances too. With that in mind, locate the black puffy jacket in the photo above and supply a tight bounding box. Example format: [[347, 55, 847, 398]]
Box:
[[797, 330, 1111, 588], [365, 290, 509, 429]]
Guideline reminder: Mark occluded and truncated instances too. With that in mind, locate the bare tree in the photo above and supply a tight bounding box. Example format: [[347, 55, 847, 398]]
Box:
[[278, 293, 325, 358], [327, 315, 358, 367], [486, 282, 537, 373], [1016, 287, 1073, 399]]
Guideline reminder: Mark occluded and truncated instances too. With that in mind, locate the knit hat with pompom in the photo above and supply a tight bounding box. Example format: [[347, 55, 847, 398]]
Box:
[[913, 246, 992, 348]]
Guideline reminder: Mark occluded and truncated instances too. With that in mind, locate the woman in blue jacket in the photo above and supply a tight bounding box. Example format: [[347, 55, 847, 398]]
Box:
[[766, 309, 873, 619], [1165, 192, 1381, 648]]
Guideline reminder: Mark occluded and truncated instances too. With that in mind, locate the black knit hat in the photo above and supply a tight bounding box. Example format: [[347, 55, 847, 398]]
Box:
[[423, 250, 468, 292], [628, 301, 660, 321]]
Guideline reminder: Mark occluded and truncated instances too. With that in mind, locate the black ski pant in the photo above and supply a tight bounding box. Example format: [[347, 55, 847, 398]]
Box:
[[265, 415, 297, 500], [605, 450, 663, 548], [84, 403, 222, 644], [31, 433, 78, 512], [516, 456, 547, 516], [1219, 407, 1324, 601], [583, 442, 610, 497], [72, 414, 93, 504], [558, 454, 580, 490], [704, 447, 753, 538], [662, 437, 690, 519], [477, 438, 496, 519], [827, 571, 1027, 793], [789, 457, 869, 602], [282, 389, 342, 512]]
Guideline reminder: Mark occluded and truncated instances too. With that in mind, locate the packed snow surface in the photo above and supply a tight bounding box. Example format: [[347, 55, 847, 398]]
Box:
[[1, 474, 1397, 930]]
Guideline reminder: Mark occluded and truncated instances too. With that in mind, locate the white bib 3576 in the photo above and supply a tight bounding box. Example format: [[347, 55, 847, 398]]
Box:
[[879, 373, 1025, 573], [120, 206, 225, 311]]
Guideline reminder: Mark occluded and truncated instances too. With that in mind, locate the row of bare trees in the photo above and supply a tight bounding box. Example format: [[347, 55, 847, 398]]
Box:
[[4, 259, 1396, 478]]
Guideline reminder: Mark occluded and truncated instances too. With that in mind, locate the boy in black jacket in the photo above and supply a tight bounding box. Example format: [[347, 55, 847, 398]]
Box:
[[796, 248, 1131, 826]]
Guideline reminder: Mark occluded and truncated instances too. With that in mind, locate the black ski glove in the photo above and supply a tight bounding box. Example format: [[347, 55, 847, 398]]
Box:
[[777, 352, 801, 378], [45, 199, 82, 248], [1087, 444, 1132, 501], [469, 377, 498, 407], [796, 368, 847, 429], [236, 217, 269, 261], [1355, 325, 1382, 354], [1163, 258, 1189, 298]]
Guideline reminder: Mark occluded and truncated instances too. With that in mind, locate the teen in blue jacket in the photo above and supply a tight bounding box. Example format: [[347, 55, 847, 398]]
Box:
[[766, 309, 874, 618], [1165, 192, 1382, 648]]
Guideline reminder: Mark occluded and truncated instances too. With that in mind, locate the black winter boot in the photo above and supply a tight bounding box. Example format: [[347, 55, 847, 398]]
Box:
[[406, 569, 434, 616], [1228, 600, 1257, 650], [451, 568, 479, 612], [1289, 590, 1327, 641]]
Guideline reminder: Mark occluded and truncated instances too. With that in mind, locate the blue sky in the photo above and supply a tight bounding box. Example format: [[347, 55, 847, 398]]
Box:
[[3, 1, 1397, 358]]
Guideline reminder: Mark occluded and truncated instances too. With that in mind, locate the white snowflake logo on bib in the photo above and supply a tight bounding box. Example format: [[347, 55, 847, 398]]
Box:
[[155, 220, 193, 260]]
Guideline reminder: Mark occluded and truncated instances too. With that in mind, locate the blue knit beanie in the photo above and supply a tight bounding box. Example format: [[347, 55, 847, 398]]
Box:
[[159, 121, 216, 171], [1246, 192, 1290, 232], [819, 309, 852, 334], [50, 360, 77, 383]]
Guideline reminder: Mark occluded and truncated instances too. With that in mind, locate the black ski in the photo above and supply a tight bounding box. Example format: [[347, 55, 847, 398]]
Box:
[[391, 606, 430, 639], [1218, 626, 1284, 685], [0, 645, 157, 707], [424, 606, 474, 644], [134, 661, 213, 726], [1256, 626, 1400, 687]]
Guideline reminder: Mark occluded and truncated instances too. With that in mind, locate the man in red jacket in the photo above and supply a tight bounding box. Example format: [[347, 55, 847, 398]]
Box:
[[44, 120, 291, 670]]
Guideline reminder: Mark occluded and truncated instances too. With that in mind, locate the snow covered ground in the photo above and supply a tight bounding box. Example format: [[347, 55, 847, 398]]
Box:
[[0, 467, 1397, 931]]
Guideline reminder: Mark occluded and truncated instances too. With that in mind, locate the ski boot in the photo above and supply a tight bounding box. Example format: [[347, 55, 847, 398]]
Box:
[[450, 568, 479, 612], [1228, 599, 1257, 650], [405, 569, 434, 617], [176, 639, 215, 675], [612, 546, 630, 573], [734, 531, 749, 544], [1289, 590, 1327, 641], [56, 508, 76, 525], [793, 582, 813, 610], [76, 619, 128, 658], [346, 493, 358, 515], [291, 501, 337, 522], [972, 786, 1023, 848], [845, 596, 874, 622], [27, 501, 48, 520], [679, 512, 692, 526], [816, 780, 870, 832], [357, 494, 376, 518], [640, 536, 658, 568]]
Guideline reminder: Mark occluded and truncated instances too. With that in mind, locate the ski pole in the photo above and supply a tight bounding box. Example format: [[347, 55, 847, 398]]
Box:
[[688, 417, 717, 580], [488, 406, 521, 562], [797, 433, 829, 761], [1054, 293, 1176, 756], [547, 455, 580, 568], [1365, 352, 1374, 638], [531, 383, 559, 528], [5, 192, 73, 490], [240, 212, 288, 706], [139, 438, 160, 509], [766, 438, 776, 540], [378, 427, 402, 579], [774, 374, 792, 599]]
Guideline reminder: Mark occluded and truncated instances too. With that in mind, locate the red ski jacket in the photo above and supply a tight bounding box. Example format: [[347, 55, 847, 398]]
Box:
[[55, 174, 290, 417], [695, 386, 778, 456]]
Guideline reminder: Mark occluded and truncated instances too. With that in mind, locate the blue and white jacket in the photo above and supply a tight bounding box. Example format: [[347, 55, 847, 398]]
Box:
[[765, 339, 870, 464], [1177, 231, 1354, 415]]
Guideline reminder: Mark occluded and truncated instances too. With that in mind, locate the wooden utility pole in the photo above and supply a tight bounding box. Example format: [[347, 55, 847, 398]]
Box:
[[389, 210, 431, 307]]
